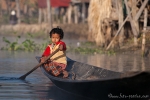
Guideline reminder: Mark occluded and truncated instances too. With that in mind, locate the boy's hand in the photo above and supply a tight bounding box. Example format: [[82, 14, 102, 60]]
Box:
[[59, 44, 63, 50], [40, 57, 46, 63], [41, 56, 52, 63]]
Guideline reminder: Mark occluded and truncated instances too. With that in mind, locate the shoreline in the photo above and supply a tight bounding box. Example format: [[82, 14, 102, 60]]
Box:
[[0, 23, 150, 57], [0, 23, 88, 40]]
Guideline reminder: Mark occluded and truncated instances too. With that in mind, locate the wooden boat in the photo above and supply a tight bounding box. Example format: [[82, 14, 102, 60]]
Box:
[[36, 57, 150, 100]]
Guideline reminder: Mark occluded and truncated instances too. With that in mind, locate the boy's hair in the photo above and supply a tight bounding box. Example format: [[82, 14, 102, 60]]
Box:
[[49, 27, 64, 39]]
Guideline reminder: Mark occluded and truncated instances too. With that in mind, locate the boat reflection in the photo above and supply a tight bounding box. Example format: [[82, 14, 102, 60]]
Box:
[[67, 52, 150, 73]]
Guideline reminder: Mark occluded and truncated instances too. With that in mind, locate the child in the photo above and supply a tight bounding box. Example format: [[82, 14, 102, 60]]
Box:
[[40, 27, 68, 78]]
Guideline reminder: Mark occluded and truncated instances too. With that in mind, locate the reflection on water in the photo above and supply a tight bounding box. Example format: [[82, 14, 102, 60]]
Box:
[[0, 77, 90, 100], [0, 50, 150, 100], [67, 52, 150, 72], [0, 51, 93, 100]]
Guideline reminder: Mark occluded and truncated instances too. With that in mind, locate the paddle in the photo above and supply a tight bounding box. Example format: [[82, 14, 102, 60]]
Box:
[[19, 48, 59, 80]]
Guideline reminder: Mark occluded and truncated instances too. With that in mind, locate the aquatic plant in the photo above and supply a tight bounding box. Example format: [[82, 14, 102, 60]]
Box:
[[2, 36, 21, 51], [67, 41, 116, 55], [1, 33, 49, 51], [1, 35, 116, 55], [21, 39, 37, 51]]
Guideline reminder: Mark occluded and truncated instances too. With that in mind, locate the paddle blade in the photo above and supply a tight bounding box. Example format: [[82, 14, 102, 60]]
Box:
[[18, 49, 60, 80], [19, 75, 26, 80], [18, 63, 42, 80]]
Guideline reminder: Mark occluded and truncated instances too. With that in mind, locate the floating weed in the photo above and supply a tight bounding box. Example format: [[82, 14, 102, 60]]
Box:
[[37, 40, 50, 51], [22, 39, 37, 51], [1, 36, 116, 55], [3, 37, 10, 44], [2, 37, 21, 51], [81, 41, 95, 47], [68, 41, 116, 55], [106, 50, 116, 55], [1, 35, 48, 51]]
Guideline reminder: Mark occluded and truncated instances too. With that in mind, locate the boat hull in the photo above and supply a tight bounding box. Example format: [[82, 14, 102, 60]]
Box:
[[37, 57, 150, 99], [48, 72, 150, 99]]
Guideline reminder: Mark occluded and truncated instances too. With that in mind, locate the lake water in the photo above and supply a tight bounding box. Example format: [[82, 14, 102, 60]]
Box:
[[0, 51, 150, 100], [1, 41, 150, 100], [0, 50, 96, 100]]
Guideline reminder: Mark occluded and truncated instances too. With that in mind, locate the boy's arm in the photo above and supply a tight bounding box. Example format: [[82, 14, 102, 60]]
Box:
[[59, 42, 66, 51], [41, 46, 51, 63], [42, 46, 51, 57]]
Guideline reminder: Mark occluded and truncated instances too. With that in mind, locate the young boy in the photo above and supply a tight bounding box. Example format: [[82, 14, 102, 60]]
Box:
[[40, 27, 68, 78]]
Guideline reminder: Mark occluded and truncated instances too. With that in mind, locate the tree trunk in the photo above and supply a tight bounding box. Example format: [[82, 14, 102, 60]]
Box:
[[15, 0, 21, 24], [63, 8, 67, 24], [67, 5, 72, 24], [0, 1, 2, 18], [74, 5, 78, 24], [82, 2, 86, 23], [46, 0, 52, 29], [38, 8, 42, 24], [6, 0, 10, 14], [117, 0, 124, 47], [43, 8, 47, 23], [24, 4, 28, 15]]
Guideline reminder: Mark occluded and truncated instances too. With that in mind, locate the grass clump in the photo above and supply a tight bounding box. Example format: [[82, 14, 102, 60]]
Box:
[[67, 41, 116, 55], [1, 33, 49, 51]]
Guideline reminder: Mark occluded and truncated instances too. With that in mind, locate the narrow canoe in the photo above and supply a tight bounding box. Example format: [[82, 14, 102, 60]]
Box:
[[36, 57, 150, 100]]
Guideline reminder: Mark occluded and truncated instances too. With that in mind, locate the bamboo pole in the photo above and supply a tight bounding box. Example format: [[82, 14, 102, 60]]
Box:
[[106, 16, 129, 50], [132, 0, 139, 36], [142, 8, 147, 57], [124, 0, 139, 46], [134, 0, 148, 21], [124, 0, 138, 36], [106, 0, 140, 50]]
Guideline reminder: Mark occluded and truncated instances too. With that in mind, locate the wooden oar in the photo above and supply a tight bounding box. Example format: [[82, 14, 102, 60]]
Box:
[[19, 49, 59, 80]]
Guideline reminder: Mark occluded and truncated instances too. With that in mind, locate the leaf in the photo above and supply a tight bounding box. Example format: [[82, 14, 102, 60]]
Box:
[[3, 37, 10, 44]]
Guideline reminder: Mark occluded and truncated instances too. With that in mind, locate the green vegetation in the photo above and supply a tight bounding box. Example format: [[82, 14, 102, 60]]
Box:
[[1, 33, 49, 51], [67, 41, 116, 55], [1, 35, 116, 55]]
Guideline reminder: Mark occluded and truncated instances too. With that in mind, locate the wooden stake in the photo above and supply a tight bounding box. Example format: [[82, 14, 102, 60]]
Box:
[[106, 16, 129, 50], [142, 8, 147, 57], [106, 0, 141, 50], [124, 0, 138, 37], [134, 0, 149, 21]]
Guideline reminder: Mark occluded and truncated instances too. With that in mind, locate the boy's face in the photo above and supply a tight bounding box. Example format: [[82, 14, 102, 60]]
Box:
[[51, 33, 60, 44]]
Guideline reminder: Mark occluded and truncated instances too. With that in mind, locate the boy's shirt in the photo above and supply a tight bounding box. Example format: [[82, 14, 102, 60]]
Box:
[[42, 40, 66, 57]]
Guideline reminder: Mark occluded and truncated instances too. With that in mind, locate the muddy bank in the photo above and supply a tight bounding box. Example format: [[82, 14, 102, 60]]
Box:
[[1, 23, 150, 57], [0, 23, 88, 40]]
